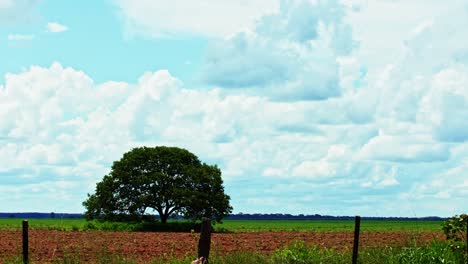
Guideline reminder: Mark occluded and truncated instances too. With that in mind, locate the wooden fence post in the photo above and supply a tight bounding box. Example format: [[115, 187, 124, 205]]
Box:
[[22, 220, 29, 264], [352, 216, 361, 264], [198, 218, 211, 263]]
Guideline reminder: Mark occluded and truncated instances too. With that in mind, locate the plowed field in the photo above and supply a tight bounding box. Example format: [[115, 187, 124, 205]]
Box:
[[0, 230, 444, 263]]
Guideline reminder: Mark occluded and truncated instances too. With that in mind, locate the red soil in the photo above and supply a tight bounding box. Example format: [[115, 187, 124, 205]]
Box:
[[0, 230, 444, 263]]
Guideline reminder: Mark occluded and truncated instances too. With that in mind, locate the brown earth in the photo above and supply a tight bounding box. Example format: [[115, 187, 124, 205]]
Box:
[[0, 230, 444, 263]]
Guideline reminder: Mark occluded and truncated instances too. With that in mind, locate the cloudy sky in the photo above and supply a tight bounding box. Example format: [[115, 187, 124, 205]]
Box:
[[1, 0, 467, 217]]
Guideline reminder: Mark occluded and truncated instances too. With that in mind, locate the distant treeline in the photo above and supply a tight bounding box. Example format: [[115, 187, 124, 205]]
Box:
[[0, 212, 82, 219], [0, 212, 446, 221], [225, 213, 446, 221]]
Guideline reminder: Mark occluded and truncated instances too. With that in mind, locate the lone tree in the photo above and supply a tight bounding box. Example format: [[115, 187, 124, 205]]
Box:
[[83, 146, 232, 223]]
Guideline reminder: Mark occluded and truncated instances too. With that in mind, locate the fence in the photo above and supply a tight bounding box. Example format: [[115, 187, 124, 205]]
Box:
[[18, 216, 468, 264]]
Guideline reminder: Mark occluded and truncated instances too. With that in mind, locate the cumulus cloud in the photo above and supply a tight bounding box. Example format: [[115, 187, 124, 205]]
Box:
[[292, 160, 337, 179], [288, 144, 353, 179], [402, 155, 468, 213], [0, 58, 467, 215], [418, 66, 468, 142], [1, 63, 332, 211], [360, 165, 399, 188], [46, 22, 68, 33], [0, 62, 374, 212], [2, 0, 468, 216], [201, 0, 357, 101], [114, 0, 279, 38], [358, 134, 450, 163]]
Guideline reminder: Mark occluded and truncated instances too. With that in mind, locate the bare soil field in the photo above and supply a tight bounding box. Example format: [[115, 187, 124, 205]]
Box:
[[0, 230, 444, 263]]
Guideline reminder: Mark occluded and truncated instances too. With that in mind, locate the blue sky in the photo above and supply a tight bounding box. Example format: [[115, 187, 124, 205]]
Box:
[[1, 0, 467, 217]]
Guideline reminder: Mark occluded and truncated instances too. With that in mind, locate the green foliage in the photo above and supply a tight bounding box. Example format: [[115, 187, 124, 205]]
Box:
[[272, 240, 466, 264], [83, 146, 232, 224], [208, 252, 271, 264], [442, 214, 467, 241], [386, 240, 466, 264], [273, 241, 345, 263], [181, 164, 232, 223], [81, 220, 203, 232], [441, 214, 467, 258]]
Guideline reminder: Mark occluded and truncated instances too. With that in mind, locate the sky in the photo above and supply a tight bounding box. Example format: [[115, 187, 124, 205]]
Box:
[[0, 0, 467, 217]]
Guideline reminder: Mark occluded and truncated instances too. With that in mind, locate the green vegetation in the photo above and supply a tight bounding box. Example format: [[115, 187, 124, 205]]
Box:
[[0, 218, 200, 232], [1, 218, 464, 263], [0, 218, 444, 233], [270, 240, 466, 264], [2, 240, 465, 263], [83, 146, 232, 224], [0, 218, 87, 231], [442, 214, 467, 257], [442, 214, 467, 241], [214, 219, 444, 233]]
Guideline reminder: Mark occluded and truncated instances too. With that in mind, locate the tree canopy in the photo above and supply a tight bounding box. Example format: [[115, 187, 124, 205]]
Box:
[[83, 146, 232, 223]]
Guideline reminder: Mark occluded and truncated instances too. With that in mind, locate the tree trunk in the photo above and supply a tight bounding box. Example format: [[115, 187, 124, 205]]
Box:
[[160, 214, 168, 224], [156, 209, 168, 224]]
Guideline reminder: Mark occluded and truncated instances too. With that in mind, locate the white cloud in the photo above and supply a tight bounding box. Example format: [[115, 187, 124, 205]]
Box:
[[0, 0, 40, 25], [2, 0, 468, 216], [47, 22, 68, 33], [360, 165, 399, 189], [0, 60, 467, 216], [262, 168, 285, 177], [289, 144, 354, 179], [325, 144, 351, 161], [201, 0, 356, 101], [345, 0, 463, 68], [0, 62, 367, 212], [434, 191, 450, 199], [358, 134, 450, 163], [418, 66, 468, 142], [0, 180, 80, 212], [292, 160, 337, 179], [7, 34, 34, 40], [114, 0, 279, 38]]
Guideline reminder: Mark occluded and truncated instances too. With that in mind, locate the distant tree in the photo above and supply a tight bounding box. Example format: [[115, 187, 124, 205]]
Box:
[[50, 212, 55, 219], [83, 146, 232, 224]]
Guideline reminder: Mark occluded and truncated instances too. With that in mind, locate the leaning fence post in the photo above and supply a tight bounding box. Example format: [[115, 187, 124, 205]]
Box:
[[198, 218, 211, 263], [352, 216, 361, 264], [22, 220, 29, 264]]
